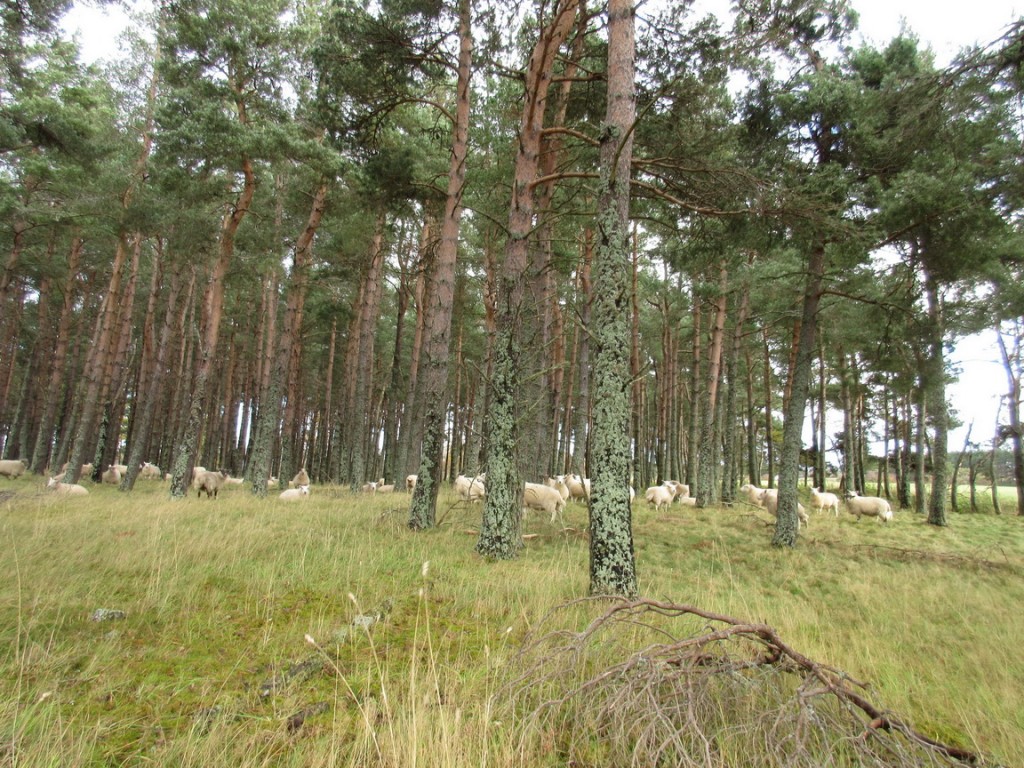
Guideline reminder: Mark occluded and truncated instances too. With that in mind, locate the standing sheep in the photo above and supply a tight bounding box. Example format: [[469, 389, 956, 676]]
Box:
[[524, 482, 566, 525], [845, 491, 893, 523], [810, 487, 840, 516], [455, 473, 486, 502], [644, 484, 675, 512], [759, 488, 810, 528], [279, 485, 310, 501], [739, 483, 766, 506], [0, 459, 27, 479], [195, 469, 229, 499], [406, 474, 418, 492], [139, 462, 162, 480], [101, 466, 121, 484]]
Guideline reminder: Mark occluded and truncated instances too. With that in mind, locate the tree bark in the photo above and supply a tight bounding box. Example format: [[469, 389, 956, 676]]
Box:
[[995, 326, 1024, 516], [477, 0, 578, 560], [409, 0, 471, 530]]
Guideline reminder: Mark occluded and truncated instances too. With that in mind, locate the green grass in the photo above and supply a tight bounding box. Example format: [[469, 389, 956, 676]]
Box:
[[0, 476, 1022, 766]]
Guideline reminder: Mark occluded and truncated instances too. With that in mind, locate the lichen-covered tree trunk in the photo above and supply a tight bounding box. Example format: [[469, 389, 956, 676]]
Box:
[[686, 289, 702, 488], [696, 265, 727, 507], [570, 232, 593, 473], [588, 0, 636, 598], [477, 0, 578, 560], [923, 271, 948, 526], [721, 285, 749, 503], [838, 349, 856, 493], [762, 329, 775, 487], [773, 240, 826, 547], [409, 0, 471, 531]]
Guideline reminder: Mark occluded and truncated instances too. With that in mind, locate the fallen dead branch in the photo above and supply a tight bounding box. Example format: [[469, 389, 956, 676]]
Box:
[[499, 597, 985, 767]]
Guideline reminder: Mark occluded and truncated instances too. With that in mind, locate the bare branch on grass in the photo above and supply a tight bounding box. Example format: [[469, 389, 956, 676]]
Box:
[[499, 597, 984, 767]]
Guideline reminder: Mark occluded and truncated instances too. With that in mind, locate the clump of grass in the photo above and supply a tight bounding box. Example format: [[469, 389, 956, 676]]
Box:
[[0, 477, 1021, 765]]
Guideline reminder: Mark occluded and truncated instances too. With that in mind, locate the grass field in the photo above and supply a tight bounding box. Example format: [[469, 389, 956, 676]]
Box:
[[1, 476, 1022, 766]]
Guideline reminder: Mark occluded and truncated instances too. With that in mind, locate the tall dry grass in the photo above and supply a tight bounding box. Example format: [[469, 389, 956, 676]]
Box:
[[0, 475, 1021, 766]]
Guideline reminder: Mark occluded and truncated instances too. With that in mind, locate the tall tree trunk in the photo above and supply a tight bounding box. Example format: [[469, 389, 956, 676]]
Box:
[[995, 326, 1024, 516], [588, 0, 636, 597], [762, 328, 774, 488], [773, 240, 826, 547], [409, 0, 471, 530], [696, 265, 727, 506], [477, 0, 578, 560], [169, 155, 256, 497], [721, 283, 749, 503]]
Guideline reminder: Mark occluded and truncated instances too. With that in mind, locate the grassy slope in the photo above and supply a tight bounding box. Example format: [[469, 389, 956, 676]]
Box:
[[0, 476, 1021, 766]]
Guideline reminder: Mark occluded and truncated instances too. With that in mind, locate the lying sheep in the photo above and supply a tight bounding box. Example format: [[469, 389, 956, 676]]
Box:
[[224, 476, 246, 487], [195, 469, 228, 499], [290, 468, 310, 488], [279, 485, 310, 501], [377, 482, 396, 493], [759, 488, 810, 528], [645, 484, 675, 512], [845, 491, 893, 523], [810, 487, 840, 516], [524, 481, 566, 525], [101, 466, 121, 484], [0, 459, 27, 479], [406, 474, 418, 492], [361, 480, 378, 493], [47, 477, 89, 496]]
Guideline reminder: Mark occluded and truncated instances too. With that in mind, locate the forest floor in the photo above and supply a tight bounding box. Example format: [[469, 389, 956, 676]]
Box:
[[1, 475, 1021, 766]]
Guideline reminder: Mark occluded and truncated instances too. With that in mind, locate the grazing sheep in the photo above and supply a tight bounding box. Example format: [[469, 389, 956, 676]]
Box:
[[645, 484, 675, 511], [101, 466, 121, 485], [139, 462, 162, 480], [290, 468, 310, 488], [455, 473, 486, 502], [46, 477, 89, 496], [0, 459, 27, 479], [376, 483, 396, 493], [810, 487, 840, 516], [759, 488, 810, 528], [739, 483, 766, 506], [845, 491, 893, 523], [406, 474, 418, 492], [279, 485, 310, 501], [195, 469, 228, 499], [524, 481, 566, 525]]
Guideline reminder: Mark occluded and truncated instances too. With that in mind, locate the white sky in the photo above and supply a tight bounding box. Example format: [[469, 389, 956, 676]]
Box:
[[61, 0, 1020, 451]]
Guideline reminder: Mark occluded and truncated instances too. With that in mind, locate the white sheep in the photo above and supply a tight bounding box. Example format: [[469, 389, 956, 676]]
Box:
[[224, 476, 246, 487], [845, 491, 893, 523], [564, 474, 590, 502], [279, 485, 310, 501], [191, 466, 207, 487], [101, 466, 121, 484], [759, 488, 810, 528], [645, 484, 675, 511], [361, 480, 378, 493], [290, 468, 310, 488], [59, 461, 95, 479], [662, 480, 690, 501], [738, 483, 766, 506], [0, 459, 27, 479], [376, 483, 396, 493], [46, 476, 89, 496], [406, 474, 418, 492], [139, 462, 162, 480], [545, 475, 571, 501], [455, 473, 486, 502], [195, 469, 228, 499], [113, 463, 129, 476], [524, 481, 566, 524], [810, 487, 840, 516]]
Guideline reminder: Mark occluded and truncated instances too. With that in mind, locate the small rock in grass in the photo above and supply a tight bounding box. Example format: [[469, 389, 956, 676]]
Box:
[[90, 608, 126, 622]]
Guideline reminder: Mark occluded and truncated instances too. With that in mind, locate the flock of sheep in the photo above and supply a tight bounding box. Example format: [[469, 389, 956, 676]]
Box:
[[1, 455, 895, 523]]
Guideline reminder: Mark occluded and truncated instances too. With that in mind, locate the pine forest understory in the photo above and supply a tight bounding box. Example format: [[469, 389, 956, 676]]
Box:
[[3, 0, 1024, 554]]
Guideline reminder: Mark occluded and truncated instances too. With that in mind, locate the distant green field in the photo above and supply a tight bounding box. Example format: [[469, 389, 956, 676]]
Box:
[[1, 476, 1021, 766]]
